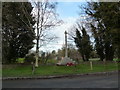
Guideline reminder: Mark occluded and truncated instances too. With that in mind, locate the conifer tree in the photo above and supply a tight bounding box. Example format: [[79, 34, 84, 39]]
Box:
[[2, 2, 36, 63], [84, 2, 120, 60], [74, 27, 92, 61]]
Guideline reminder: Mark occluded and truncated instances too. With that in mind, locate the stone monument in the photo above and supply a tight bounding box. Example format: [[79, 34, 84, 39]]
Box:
[[57, 31, 75, 65]]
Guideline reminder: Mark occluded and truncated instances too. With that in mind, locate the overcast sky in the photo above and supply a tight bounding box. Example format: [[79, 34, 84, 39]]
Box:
[[31, 1, 87, 52]]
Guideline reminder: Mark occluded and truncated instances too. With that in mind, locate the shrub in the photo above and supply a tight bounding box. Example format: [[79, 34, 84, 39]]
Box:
[[16, 58, 25, 63], [25, 53, 36, 64]]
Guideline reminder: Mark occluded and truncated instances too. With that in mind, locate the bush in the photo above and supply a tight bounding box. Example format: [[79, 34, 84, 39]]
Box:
[[16, 58, 25, 63], [24, 53, 36, 64]]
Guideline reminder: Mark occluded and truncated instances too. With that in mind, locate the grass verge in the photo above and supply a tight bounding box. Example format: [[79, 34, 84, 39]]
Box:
[[2, 61, 119, 77]]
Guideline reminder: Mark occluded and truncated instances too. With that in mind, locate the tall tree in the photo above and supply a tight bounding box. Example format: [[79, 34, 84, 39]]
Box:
[[90, 23, 105, 61], [74, 26, 92, 61], [74, 29, 85, 61], [2, 2, 36, 63], [81, 27, 92, 61], [84, 2, 120, 60], [32, 0, 62, 67]]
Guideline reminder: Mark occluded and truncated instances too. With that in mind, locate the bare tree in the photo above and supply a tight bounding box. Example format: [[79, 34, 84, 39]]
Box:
[[32, 0, 62, 67]]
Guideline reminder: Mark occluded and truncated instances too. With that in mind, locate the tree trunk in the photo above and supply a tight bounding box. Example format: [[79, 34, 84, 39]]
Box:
[[100, 56, 104, 61], [35, 2, 40, 67], [81, 54, 85, 61], [85, 55, 89, 61], [108, 46, 114, 61], [105, 44, 114, 61], [118, 47, 120, 60]]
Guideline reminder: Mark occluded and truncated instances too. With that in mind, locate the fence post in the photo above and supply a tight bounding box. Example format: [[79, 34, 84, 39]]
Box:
[[103, 59, 106, 70], [90, 61, 93, 70], [114, 60, 117, 66]]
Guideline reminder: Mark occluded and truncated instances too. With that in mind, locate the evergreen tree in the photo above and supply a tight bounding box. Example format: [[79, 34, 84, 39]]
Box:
[[81, 27, 92, 61], [90, 24, 105, 61], [2, 2, 36, 63], [74, 29, 85, 61], [85, 2, 120, 60], [74, 27, 92, 61]]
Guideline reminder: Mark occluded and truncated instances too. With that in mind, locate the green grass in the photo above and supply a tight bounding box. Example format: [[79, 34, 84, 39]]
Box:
[[2, 61, 119, 77]]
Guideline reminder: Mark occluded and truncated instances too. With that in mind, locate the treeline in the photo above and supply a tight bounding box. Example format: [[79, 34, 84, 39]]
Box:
[[26, 44, 81, 64], [73, 2, 119, 61], [2, 2, 119, 64]]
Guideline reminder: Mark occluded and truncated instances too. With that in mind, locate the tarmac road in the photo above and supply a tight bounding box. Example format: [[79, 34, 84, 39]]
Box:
[[2, 73, 118, 88]]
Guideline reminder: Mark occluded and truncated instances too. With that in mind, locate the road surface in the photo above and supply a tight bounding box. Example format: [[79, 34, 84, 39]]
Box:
[[2, 73, 118, 88]]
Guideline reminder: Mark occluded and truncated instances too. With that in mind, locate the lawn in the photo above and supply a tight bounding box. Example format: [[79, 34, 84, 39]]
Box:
[[2, 61, 119, 77]]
